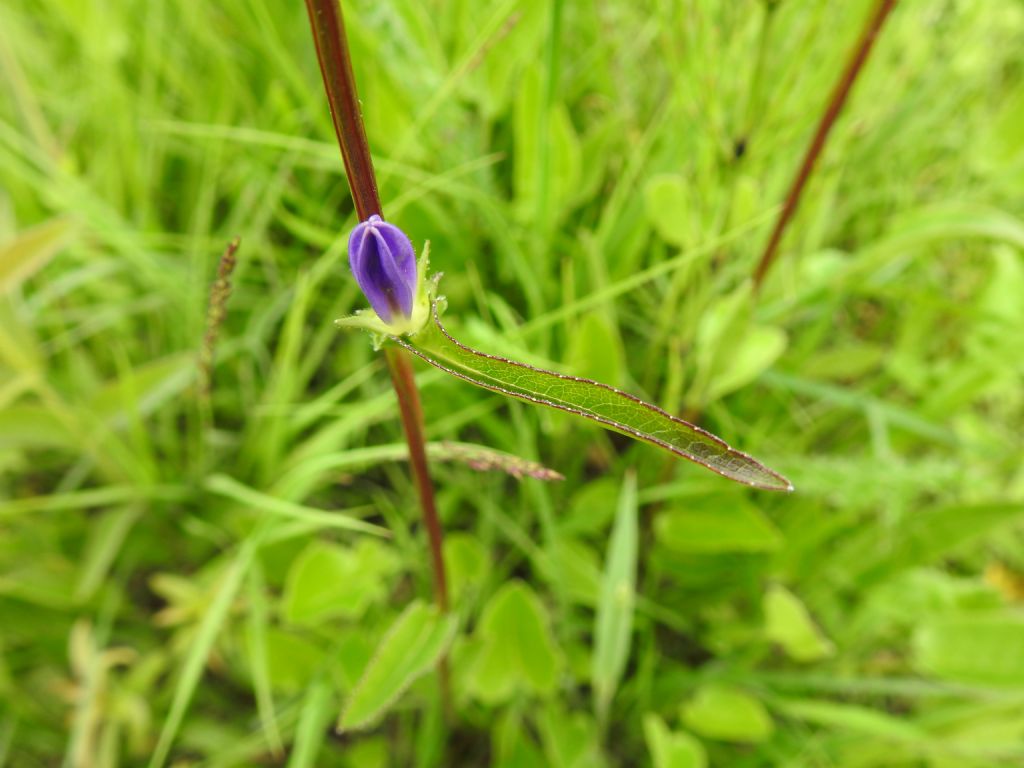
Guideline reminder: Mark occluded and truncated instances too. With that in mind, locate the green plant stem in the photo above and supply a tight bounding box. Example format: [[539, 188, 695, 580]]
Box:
[[752, 0, 898, 290], [303, 0, 449, 655]]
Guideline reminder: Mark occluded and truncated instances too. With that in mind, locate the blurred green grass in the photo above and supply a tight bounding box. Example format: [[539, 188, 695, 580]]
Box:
[[1, 0, 1023, 765]]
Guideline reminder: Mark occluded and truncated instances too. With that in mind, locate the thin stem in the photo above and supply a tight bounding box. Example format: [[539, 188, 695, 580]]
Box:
[[384, 347, 450, 612], [752, 0, 898, 290], [302, 0, 451, 712], [303, 0, 381, 220]]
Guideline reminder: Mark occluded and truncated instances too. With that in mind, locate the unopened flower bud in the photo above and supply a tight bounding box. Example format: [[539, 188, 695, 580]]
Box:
[[348, 214, 417, 323]]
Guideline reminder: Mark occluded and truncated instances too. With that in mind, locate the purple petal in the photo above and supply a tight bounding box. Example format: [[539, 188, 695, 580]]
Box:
[[348, 215, 417, 322]]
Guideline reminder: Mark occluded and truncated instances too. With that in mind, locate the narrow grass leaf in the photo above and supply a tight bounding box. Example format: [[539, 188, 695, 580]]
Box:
[[592, 471, 638, 723], [759, 371, 957, 444], [74, 506, 141, 601], [0, 405, 67, 450], [397, 305, 792, 491], [0, 354, 195, 453], [245, 562, 283, 757], [90, 352, 195, 429], [148, 522, 269, 768], [0, 485, 183, 519], [772, 698, 927, 742], [246, 270, 312, 481], [204, 474, 387, 536], [288, 678, 333, 768], [855, 203, 1024, 284], [337, 600, 457, 732], [0, 217, 74, 293]]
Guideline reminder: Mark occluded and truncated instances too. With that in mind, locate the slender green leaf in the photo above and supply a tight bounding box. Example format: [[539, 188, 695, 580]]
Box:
[[148, 522, 270, 768], [74, 506, 141, 601], [397, 305, 791, 491], [0, 404, 68, 451], [91, 352, 195, 429], [772, 698, 926, 741], [855, 203, 1024, 285], [513, 65, 581, 223], [204, 474, 387, 536], [0, 485, 183, 519], [287, 678, 332, 768], [592, 472, 638, 723], [338, 601, 457, 732], [245, 563, 283, 757], [0, 217, 74, 293]]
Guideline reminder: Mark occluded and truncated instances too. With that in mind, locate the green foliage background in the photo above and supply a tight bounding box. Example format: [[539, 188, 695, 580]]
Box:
[[2, 0, 1024, 765]]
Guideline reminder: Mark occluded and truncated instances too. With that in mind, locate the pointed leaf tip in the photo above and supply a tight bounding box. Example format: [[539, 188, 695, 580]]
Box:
[[396, 303, 792, 492]]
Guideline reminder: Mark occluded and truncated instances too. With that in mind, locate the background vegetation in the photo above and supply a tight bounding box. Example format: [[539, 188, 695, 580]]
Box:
[[2, 0, 1023, 765]]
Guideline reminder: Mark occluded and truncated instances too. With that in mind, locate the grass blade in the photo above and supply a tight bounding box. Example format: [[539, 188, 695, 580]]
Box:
[[147, 523, 269, 768], [245, 562, 283, 757], [204, 474, 387, 536], [592, 471, 639, 726], [0, 217, 73, 293], [287, 678, 333, 768]]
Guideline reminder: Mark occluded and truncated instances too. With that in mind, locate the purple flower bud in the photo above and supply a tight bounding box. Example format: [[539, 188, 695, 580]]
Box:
[[348, 214, 417, 323]]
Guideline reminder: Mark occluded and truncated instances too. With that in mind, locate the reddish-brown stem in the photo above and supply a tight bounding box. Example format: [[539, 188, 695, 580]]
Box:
[[303, 0, 382, 221], [384, 346, 450, 613], [303, 0, 449, 665], [752, 0, 898, 290]]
